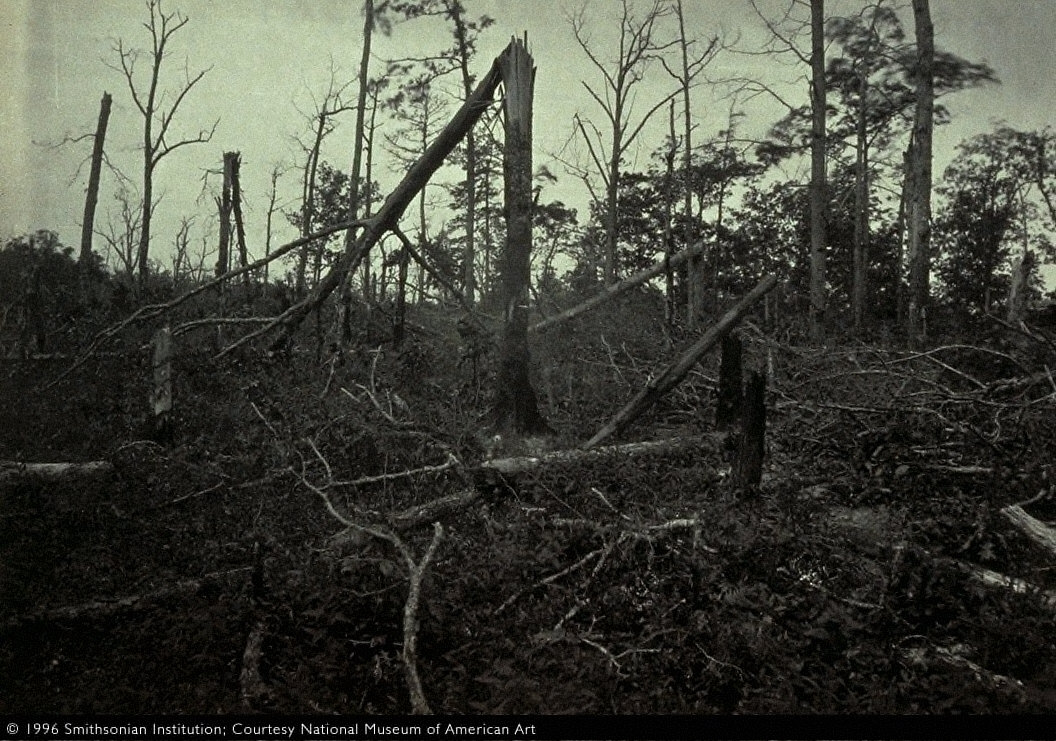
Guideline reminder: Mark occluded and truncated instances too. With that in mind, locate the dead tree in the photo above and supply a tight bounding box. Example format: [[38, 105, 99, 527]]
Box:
[[110, 0, 216, 282], [79, 91, 111, 265], [715, 332, 743, 431], [732, 371, 766, 490], [491, 36, 549, 435]]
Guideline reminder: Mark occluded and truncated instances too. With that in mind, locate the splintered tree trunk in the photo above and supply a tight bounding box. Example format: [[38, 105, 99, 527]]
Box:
[[216, 152, 236, 279], [732, 371, 766, 490], [491, 37, 549, 435], [230, 152, 249, 288], [80, 91, 111, 265], [906, 0, 934, 346], [715, 332, 743, 431]]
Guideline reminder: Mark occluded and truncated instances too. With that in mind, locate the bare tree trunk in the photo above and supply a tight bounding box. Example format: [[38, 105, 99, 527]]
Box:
[[263, 166, 282, 288], [341, 0, 375, 342], [732, 371, 766, 491], [448, 0, 478, 306], [715, 332, 743, 432], [230, 152, 249, 292], [852, 72, 869, 333], [906, 0, 934, 346], [296, 114, 327, 297], [215, 153, 236, 280], [1007, 247, 1035, 323], [663, 100, 677, 330], [675, 0, 700, 329], [80, 92, 111, 265], [809, 0, 828, 343], [492, 37, 549, 435]]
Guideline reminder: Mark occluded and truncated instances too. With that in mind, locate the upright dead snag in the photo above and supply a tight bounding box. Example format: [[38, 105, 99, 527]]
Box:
[[491, 36, 550, 435], [80, 92, 112, 265]]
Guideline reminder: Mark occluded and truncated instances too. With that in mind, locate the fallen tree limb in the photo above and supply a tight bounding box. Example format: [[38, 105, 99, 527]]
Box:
[[2, 566, 253, 630], [1000, 504, 1056, 557], [585, 274, 778, 449], [529, 242, 706, 334], [0, 460, 113, 486]]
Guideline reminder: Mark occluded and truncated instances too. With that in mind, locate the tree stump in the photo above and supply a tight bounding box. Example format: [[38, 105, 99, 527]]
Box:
[[715, 332, 743, 431], [732, 371, 766, 491]]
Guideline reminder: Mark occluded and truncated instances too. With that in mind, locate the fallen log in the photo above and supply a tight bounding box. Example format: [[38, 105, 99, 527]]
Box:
[[585, 274, 778, 449], [0, 460, 113, 486], [2, 566, 253, 630], [481, 434, 723, 475], [1001, 504, 1056, 557], [383, 435, 724, 532]]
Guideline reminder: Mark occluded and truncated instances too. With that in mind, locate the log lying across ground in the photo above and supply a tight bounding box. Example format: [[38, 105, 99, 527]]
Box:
[[386, 435, 724, 531], [0, 460, 113, 486], [2, 567, 253, 631]]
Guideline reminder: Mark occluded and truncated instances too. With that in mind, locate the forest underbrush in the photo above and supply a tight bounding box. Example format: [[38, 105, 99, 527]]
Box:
[[2, 299, 1055, 714]]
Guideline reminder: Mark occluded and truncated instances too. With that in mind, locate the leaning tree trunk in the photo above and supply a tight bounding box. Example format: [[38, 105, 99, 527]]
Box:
[[233, 55, 506, 357], [906, 0, 934, 346], [491, 37, 549, 435], [80, 91, 111, 265]]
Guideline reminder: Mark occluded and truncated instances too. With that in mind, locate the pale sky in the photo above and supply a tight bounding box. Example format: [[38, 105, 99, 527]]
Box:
[[1, 0, 1054, 278]]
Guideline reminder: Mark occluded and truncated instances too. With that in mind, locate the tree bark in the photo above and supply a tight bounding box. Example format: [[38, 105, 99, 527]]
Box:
[[80, 92, 111, 265], [906, 0, 934, 346], [809, 0, 828, 343], [492, 37, 549, 435], [585, 274, 778, 449]]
